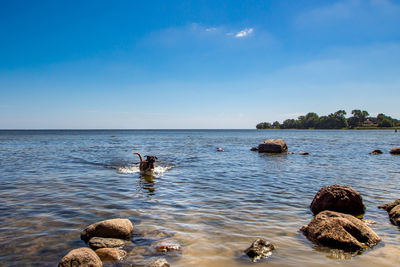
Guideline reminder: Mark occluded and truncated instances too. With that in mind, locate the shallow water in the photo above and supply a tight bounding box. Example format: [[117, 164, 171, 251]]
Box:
[[0, 129, 399, 266]]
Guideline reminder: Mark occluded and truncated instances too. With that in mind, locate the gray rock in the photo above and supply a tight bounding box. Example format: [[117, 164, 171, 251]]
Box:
[[310, 185, 365, 216], [81, 218, 134, 242], [152, 240, 181, 254], [301, 210, 381, 251], [58, 247, 102, 267], [244, 238, 274, 262], [258, 139, 288, 153]]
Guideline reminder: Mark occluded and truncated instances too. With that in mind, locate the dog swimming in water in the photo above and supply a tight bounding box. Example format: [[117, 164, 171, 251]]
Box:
[[134, 152, 158, 175]]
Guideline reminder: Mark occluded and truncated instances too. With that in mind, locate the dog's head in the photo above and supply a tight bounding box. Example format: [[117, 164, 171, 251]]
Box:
[[145, 155, 158, 163]]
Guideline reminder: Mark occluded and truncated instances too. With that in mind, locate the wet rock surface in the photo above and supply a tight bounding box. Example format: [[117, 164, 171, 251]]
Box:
[[389, 147, 400, 154], [147, 258, 170, 267], [89, 237, 130, 249], [152, 240, 182, 254], [379, 199, 400, 226], [258, 139, 288, 153], [81, 218, 134, 242], [370, 149, 383, 155], [58, 247, 102, 267], [301, 210, 381, 251], [250, 146, 259, 151], [95, 248, 127, 262], [299, 152, 309, 155], [244, 238, 275, 262], [310, 185, 365, 216]]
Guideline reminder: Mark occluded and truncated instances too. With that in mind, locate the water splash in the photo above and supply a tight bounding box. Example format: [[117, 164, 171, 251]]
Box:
[[117, 165, 172, 175]]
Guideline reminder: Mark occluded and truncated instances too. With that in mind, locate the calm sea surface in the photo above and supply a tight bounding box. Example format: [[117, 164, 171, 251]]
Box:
[[0, 130, 399, 266]]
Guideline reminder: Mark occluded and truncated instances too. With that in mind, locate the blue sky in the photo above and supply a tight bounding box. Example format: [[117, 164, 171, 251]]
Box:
[[1, 0, 399, 129]]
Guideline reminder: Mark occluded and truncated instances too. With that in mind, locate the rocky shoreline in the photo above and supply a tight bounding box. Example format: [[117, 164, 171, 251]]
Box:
[[58, 138, 400, 266]]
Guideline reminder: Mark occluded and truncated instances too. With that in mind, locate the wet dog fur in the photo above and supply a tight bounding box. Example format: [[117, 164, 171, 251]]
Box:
[[134, 152, 157, 174]]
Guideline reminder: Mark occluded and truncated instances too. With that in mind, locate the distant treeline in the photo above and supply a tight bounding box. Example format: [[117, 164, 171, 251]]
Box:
[[256, 110, 400, 129]]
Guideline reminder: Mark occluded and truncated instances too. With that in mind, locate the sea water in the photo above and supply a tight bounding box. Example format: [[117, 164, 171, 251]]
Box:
[[0, 130, 399, 266]]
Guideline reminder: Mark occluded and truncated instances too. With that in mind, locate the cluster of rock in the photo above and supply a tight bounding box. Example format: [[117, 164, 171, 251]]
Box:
[[59, 218, 181, 267], [301, 185, 381, 252], [370, 147, 400, 154], [250, 137, 399, 156]]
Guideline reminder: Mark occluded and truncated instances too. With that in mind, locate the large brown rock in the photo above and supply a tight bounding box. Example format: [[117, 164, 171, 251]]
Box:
[[301, 210, 381, 251], [244, 238, 274, 262], [378, 199, 400, 226], [81, 218, 134, 242], [95, 248, 127, 262], [258, 139, 288, 153], [310, 185, 365, 216], [390, 147, 400, 154], [58, 247, 102, 267]]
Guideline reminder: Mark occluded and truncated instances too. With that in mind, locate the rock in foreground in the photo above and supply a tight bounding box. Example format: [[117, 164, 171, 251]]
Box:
[[301, 210, 381, 251], [81, 218, 134, 242], [89, 237, 130, 249], [244, 238, 275, 262], [310, 185, 365, 216], [390, 147, 400, 154], [58, 247, 102, 267], [95, 248, 127, 262], [148, 258, 170, 267], [378, 199, 400, 226], [258, 139, 288, 153]]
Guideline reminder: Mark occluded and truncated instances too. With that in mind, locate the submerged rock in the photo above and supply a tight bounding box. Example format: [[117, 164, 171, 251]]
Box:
[[250, 147, 259, 151], [390, 147, 400, 154], [95, 248, 127, 262], [378, 199, 400, 226], [58, 247, 102, 267], [310, 185, 365, 216], [258, 139, 288, 153], [299, 152, 309, 155], [244, 238, 275, 262], [301, 210, 381, 251], [217, 147, 225, 152], [370, 149, 383, 155], [152, 240, 182, 254], [89, 237, 130, 249], [148, 258, 170, 267], [81, 218, 134, 242]]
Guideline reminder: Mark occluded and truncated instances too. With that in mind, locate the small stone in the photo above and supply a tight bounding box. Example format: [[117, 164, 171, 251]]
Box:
[[152, 240, 182, 254], [95, 248, 126, 262], [148, 258, 170, 267], [299, 152, 309, 155], [89, 237, 130, 249], [250, 147, 259, 151], [370, 149, 383, 155], [244, 238, 274, 262], [58, 247, 102, 267], [388, 205, 400, 226], [217, 147, 224, 152], [378, 199, 400, 211]]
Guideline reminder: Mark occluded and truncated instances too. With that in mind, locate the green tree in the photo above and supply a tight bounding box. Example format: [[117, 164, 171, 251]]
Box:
[[281, 119, 297, 129], [377, 113, 394, 127], [349, 109, 369, 127], [272, 121, 281, 129], [256, 122, 272, 129]]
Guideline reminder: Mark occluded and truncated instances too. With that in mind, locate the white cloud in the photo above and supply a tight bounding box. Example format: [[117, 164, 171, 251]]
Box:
[[235, 28, 254, 38]]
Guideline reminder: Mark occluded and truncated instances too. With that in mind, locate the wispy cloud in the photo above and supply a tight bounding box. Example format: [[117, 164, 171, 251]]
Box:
[[235, 28, 254, 38]]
